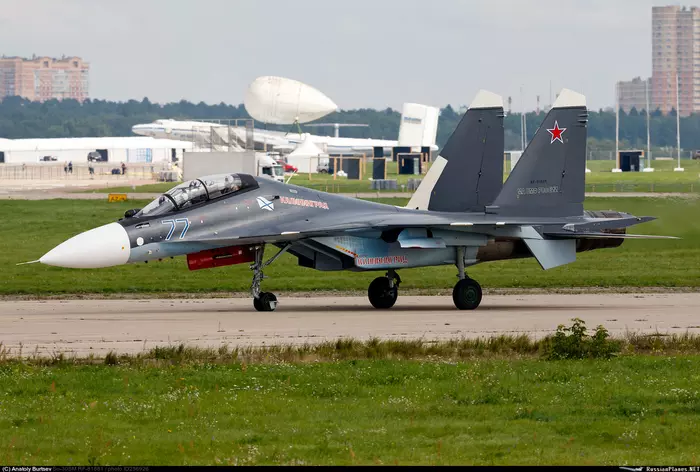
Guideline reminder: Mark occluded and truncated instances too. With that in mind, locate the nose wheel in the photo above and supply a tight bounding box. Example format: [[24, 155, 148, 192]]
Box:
[[368, 270, 401, 309], [253, 292, 278, 312], [250, 244, 289, 312]]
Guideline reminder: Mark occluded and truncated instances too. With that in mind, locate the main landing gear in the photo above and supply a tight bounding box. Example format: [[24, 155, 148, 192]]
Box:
[[452, 247, 482, 310], [251, 244, 290, 312], [368, 269, 401, 309], [365, 247, 483, 310]]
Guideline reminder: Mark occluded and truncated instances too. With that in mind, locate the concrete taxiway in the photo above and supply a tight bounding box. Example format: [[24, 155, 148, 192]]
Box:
[[1, 293, 698, 357]]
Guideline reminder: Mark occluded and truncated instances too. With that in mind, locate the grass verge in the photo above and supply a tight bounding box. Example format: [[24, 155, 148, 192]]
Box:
[[1, 329, 700, 465], [4, 319, 700, 365]]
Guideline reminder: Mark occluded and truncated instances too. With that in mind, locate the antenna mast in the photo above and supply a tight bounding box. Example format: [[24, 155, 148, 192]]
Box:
[[614, 82, 621, 172], [674, 72, 684, 171], [644, 79, 653, 172]]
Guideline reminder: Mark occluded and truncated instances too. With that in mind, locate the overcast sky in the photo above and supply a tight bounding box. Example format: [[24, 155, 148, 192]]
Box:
[[0, 0, 689, 111]]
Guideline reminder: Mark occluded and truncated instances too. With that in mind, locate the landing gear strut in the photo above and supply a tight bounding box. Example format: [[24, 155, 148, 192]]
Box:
[[452, 246, 482, 310], [368, 269, 401, 309], [251, 244, 290, 312]]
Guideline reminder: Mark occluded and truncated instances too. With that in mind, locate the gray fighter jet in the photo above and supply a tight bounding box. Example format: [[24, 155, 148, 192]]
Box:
[[37, 89, 674, 312]]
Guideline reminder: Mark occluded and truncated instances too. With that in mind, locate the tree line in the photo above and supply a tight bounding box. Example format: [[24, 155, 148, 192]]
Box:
[[1, 96, 698, 151]]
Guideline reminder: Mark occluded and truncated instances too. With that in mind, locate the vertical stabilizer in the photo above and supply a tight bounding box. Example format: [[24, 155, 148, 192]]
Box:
[[490, 89, 588, 217], [407, 90, 504, 212], [398, 103, 440, 148]]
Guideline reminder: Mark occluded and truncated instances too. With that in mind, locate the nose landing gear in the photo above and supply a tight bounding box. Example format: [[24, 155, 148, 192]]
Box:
[[250, 244, 290, 312], [253, 292, 278, 312]]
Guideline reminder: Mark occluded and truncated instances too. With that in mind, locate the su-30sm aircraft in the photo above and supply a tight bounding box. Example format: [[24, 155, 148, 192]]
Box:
[[35, 89, 675, 312]]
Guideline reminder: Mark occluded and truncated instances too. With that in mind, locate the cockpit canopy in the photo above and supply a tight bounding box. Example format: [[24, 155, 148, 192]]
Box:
[[136, 173, 258, 217]]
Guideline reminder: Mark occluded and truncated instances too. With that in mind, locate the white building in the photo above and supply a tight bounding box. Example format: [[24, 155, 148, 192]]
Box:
[[0, 136, 192, 165]]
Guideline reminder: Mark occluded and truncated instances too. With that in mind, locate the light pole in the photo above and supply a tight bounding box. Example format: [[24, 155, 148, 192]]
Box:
[[520, 86, 525, 151], [643, 79, 654, 172], [613, 82, 621, 172], [674, 72, 684, 172]]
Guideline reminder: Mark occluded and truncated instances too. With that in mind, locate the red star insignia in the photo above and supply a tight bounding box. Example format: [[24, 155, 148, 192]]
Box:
[[547, 120, 567, 144]]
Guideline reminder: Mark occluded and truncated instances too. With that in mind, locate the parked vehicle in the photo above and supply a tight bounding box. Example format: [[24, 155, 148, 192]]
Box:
[[257, 154, 285, 182], [317, 157, 330, 173], [276, 159, 298, 173]]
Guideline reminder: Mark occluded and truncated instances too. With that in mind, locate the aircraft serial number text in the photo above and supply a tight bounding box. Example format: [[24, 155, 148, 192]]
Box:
[[517, 186, 560, 196], [356, 256, 409, 266]]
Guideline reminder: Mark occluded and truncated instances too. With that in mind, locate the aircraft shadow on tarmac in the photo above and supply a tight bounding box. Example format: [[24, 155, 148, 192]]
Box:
[[198, 304, 601, 314]]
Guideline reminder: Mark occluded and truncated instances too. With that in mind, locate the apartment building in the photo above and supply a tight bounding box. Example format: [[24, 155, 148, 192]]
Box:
[[617, 76, 651, 113], [0, 55, 89, 102], [650, 5, 700, 116]]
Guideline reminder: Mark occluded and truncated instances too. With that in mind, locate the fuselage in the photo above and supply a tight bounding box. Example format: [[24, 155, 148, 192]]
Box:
[[39, 174, 625, 271]]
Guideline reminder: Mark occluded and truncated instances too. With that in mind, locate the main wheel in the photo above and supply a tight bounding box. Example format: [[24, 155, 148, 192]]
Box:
[[368, 277, 398, 309], [452, 278, 482, 310], [254, 292, 278, 312]]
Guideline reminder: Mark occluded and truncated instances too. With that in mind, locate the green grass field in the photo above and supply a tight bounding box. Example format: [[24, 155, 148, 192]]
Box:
[[2, 354, 700, 465], [586, 158, 700, 173], [88, 159, 700, 195], [584, 159, 700, 193], [2, 197, 698, 296]]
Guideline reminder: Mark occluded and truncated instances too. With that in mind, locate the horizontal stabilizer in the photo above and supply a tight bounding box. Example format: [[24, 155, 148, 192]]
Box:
[[523, 239, 576, 270], [561, 216, 656, 232], [545, 232, 679, 240]]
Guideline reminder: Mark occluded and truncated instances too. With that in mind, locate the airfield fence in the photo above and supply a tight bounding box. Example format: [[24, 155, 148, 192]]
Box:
[[584, 182, 699, 193], [0, 163, 165, 180], [587, 151, 615, 161], [298, 181, 700, 194], [587, 150, 699, 161]]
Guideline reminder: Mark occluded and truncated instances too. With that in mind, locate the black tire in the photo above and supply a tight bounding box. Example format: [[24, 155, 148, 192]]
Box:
[[260, 292, 278, 311], [368, 277, 398, 309], [254, 292, 278, 312], [452, 278, 482, 310]]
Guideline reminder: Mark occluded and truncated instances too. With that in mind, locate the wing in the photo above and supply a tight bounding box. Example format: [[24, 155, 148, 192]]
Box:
[[165, 210, 579, 247], [163, 204, 675, 248], [544, 232, 679, 240]]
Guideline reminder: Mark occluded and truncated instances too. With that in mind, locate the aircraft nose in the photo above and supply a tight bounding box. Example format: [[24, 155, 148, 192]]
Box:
[[132, 124, 147, 135], [40, 223, 131, 268]]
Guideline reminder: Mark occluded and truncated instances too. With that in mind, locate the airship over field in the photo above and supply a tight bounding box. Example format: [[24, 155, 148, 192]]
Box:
[[244, 76, 338, 125]]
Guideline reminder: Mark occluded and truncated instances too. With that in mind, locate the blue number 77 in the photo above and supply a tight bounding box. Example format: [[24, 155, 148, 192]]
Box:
[[162, 218, 190, 240]]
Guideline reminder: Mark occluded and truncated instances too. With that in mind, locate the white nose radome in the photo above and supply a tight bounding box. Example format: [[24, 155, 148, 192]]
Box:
[[132, 124, 145, 135], [40, 223, 131, 268]]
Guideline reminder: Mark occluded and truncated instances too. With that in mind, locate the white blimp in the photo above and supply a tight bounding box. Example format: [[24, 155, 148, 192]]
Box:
[[244, 75, 338, 125]]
